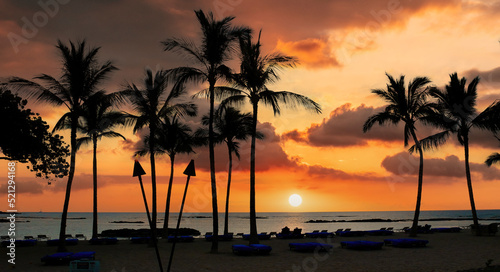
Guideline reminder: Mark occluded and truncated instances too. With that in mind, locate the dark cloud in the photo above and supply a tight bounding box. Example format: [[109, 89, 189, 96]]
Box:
[[176, 121, 299, 173], [381, 151, 500, 181], [283, 103, 435, 147]]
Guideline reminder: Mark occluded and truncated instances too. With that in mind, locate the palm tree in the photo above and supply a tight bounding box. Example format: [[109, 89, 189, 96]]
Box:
[[123, 68, 196, 243], [422, 73, 500, 234], [8, 40, 117, 252], [136, 115, 198, 238], [221, 32, 321, 244], [200, 106, 262, 235], [162, 9, 250, 253], [363, 73, 432, 237], [76, 91, 130, 239]]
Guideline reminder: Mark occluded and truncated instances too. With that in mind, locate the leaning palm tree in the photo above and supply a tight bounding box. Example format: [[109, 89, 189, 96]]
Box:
[[77, 91, 130, 239], [136, 115, 198, 238], [220, 32, 321, 244], [8, 40, 117, 252], [123, 68, 196, 243], [363, 73, 432, 237], [162, 9, 250, 253], [421, 73, 500, 234], [200, 106, 263, 235]]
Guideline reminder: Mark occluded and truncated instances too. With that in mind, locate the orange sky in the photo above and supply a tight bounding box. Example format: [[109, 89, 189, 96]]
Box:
[[1, 0, 499, 213]]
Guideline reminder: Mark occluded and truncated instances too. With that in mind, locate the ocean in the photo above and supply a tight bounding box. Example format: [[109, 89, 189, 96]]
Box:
[[5, 210, 500, 239]]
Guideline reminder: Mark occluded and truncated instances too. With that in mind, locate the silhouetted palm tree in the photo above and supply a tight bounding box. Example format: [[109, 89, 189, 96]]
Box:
[[77, 91, 130, 239], [200, 106, 263, 235], [123, 68, 196, 243], [363, 73, 432, 237], [8, 40, 117, 252], [420, 73, 500, 233], [221, 32, 321, 244], [162, 9, 250, 253], [136, 115, 198, 238]]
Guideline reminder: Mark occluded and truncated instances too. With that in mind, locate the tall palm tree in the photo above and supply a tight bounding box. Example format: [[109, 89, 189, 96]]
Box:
[[123, 68, 196, 243], [200, 106, 262, 235], [363, 73, 432, 237], [221, 32, 321, 244], [76, 91, 130, 239], [136, 115, 198, 238], [421, 73, 500, 234], [8, 40, 117, 252], [162, 9, 250, 253]]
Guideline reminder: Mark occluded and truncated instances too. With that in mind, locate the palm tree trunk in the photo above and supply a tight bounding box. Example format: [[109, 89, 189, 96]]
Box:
[[208, 80, 219, 253], [57, 115, 78, 252], [409, 129, 424, 237], [162, 154, 175, 238], [249, 102, 259, 244], [464, 135, 480, 235], [92, 135, 98, 239], [149, 124, 158, 245], [224, 144, 233, 236]]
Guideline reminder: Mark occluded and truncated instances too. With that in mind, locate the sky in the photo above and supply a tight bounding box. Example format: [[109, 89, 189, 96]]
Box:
[[1, 0, 499, 214]]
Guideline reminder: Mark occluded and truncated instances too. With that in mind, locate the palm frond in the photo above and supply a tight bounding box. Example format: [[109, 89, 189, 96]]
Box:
[[485, 153, 500, 167], [409, 130, 450, 153], [363, 111, 400, 133], [259, 90, 322, 116]]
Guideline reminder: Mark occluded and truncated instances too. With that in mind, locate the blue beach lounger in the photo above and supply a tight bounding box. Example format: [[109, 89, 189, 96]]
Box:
[[340, 240, 384, 250], [384, 238, 429, 248], [289, 242, 333, 252]]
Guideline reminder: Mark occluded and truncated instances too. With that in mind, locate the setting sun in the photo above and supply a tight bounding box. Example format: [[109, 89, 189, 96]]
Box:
[[289, 194, 303, 207]]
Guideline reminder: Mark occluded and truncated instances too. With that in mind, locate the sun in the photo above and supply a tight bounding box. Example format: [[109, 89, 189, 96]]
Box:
[[289, 194, 302, 207]]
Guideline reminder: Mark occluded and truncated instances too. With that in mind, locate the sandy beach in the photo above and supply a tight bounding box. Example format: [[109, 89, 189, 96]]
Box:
[[1, 231, 499, 272]]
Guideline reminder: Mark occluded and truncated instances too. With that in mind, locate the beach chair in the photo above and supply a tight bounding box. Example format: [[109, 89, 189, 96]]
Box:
[[37, 234, 50, 241], [24, 235, 35, 240], [305, 230, 320, 238]]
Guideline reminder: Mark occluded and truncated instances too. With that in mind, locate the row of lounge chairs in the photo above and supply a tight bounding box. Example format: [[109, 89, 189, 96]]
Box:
[[0, 234, 87, 241], [232, 237, 429, 255]]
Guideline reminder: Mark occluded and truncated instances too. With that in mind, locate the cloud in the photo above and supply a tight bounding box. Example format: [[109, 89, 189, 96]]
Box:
[[176, 121, 300, 173], [381, 151, 500, 181], [283, 103, 435, 147], [276, 38, 340, 69]]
